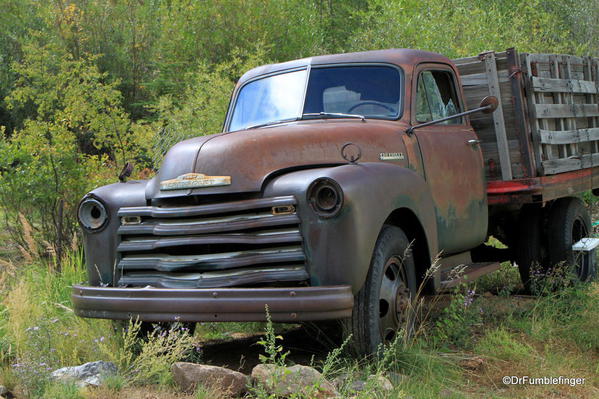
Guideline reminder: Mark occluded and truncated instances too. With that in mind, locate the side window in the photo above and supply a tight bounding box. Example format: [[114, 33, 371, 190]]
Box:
[[415, 70, 462, 124]]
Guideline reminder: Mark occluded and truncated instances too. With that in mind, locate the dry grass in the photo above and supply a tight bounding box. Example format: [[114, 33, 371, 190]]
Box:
[[86, 386, 196, 399]]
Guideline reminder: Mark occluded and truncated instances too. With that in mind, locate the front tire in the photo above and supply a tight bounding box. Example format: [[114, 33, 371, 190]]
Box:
[[345, 225, 416, 356]]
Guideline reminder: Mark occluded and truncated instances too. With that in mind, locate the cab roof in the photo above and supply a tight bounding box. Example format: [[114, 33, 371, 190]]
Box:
[[238, 49, 451, 85]]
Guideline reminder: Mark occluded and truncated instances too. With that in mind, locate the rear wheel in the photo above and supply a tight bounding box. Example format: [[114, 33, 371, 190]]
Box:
[[513, 204, 547, 291], [547, 197, 593, 281], [345, 225, 416, 356], [514, 198, 594, 292]]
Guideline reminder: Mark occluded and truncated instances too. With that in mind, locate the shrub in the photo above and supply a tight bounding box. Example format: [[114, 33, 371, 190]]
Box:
[[149, 45, 269, 165], [0, 38, 151, 259], [114, 320, 196, 386], [433, 285, 482, 349]]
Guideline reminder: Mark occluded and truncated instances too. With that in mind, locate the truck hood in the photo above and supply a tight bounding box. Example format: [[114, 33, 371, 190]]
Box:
[[147, 119, 406, 199]]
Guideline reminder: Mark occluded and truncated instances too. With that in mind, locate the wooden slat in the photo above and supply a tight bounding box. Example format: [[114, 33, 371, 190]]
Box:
[[531, 76, 598, 94], [506, 48, 535, 177], [527, 53, 585, 65], [540, 127, 599, 144], [521, 52, 545, 175], [460, 71, 511, 86], [534, 104, 599, 119], [457, 49, 599, 179], [564, 56, 579, 157], [483, 51, 512, 180], [542, 153, 599, 174]]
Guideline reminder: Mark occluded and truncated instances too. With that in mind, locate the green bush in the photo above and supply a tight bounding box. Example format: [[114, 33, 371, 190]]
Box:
[[433, 285, 482, 349], [0, 39, 151, 258]]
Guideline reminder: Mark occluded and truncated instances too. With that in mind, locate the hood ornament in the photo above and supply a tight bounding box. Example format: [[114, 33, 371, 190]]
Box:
[[160, 173, 231, 191], [341, 142, 362, 164]]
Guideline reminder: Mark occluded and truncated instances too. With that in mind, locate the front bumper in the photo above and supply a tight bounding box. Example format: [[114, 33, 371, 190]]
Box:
[[72, 285, 354, 322]]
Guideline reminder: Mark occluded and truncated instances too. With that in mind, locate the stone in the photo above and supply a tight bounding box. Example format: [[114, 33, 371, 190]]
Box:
[[333, 373, 394, 394], [51, 360, 117, 388], [172, 362, 248, 397], [386, 371, 408, 385], [0, 385, 7, 396], [370, 375, 393, 391], [251, 364, 338, 399], [459, 356, 485, 370]]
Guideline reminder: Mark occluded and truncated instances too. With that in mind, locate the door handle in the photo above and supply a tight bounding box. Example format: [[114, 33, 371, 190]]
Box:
[[467, 139, 481, 147]]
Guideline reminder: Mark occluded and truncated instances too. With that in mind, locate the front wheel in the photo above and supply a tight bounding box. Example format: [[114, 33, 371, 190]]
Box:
[[344, 225, 416, 356]]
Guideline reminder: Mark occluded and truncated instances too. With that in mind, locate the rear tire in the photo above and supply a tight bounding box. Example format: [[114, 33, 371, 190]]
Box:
[[345, 225, 416, 357], [513, 204, 547, 291], [547, 197, 594, 281]]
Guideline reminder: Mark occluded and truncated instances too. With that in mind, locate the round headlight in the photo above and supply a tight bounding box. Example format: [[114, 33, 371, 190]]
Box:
[[307, 178, 343, 218], [78, 197, 108, 231]]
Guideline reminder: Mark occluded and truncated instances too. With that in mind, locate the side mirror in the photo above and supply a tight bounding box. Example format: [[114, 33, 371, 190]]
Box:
[[406, 95, 499, 135], [480, 96, 499, 114], [119, 162, 134, 183]]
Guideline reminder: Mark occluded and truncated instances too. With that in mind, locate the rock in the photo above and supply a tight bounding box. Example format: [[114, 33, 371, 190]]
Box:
[[459, 356, 485, 370], [51, 361, 117, 388], [333, 373, 394, 394], [0, 386, 7, 396], [370, 375, 393, 391], [386, 371, 408, 385], [251, 364, 338, 399], [172, 362, 248, 396], [332, 373, 359, 391]]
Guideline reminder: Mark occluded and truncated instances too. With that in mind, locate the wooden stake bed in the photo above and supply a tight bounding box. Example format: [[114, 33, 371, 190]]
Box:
[[453, 49, 599, 202]]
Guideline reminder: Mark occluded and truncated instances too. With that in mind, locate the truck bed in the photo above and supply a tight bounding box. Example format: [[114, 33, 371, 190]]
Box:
[[453, 49, 599, 202]]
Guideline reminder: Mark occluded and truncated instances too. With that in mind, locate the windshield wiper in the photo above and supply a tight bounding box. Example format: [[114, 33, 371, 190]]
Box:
[[302, 112, 366, 122], [245, 117, 300, 130]]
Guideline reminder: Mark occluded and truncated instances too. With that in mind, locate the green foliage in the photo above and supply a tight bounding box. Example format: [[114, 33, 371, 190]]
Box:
[[109, 320, 195, 386], [0, 251, 198, 394], [256, 306, 289, 367], [475, 261, 521, 297], [150, 45, 269, 163], [0, 0, 598, 256], [0, 251, 118, 397], [41, 381, 84, 399], [434, 285, 482, 348], [349, 0, 587, 57], [0, 39, 151, 256]]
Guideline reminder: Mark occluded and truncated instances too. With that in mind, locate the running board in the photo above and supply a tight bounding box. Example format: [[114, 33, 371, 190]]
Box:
[[439, 261, 502, 291]]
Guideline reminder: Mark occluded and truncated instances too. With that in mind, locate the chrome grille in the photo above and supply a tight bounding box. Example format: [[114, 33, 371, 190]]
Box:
[[116, 196, 307, 288]]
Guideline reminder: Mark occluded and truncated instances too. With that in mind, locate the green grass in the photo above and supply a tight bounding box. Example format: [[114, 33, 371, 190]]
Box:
[[0, 250, 597, 398]]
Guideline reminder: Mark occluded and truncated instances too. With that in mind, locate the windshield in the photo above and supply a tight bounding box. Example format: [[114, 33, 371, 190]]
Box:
[[228, 65, 401, 131]]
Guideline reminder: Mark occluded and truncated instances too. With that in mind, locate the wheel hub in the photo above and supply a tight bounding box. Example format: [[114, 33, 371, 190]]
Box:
[[379, 256, 411, 343]]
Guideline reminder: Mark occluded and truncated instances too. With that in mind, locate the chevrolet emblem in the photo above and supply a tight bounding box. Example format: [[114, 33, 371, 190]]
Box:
[[160, 173, 232, 190]]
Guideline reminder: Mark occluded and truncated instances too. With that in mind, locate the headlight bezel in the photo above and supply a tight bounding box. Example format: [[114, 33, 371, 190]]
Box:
[[78, 196, 109, 232], [307, 178, 344, 218]]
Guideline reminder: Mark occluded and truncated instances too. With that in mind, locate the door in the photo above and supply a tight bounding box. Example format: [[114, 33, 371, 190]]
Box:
[[412, 64, 487, 254]]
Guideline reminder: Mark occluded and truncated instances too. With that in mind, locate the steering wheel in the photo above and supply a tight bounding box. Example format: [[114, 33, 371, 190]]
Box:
[[347, 101, 396, 114]]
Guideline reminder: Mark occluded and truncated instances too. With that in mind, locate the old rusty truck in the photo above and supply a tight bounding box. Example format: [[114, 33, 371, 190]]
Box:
[[73, 48, 599, 355]]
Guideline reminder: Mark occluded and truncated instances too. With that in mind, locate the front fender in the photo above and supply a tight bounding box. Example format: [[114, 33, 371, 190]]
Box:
[[263, 162, 438, 294], [81, 180, 149, 286]]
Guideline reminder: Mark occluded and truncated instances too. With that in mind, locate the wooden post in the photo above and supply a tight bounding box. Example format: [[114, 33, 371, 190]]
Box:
[[483, 51, 513, 180]]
